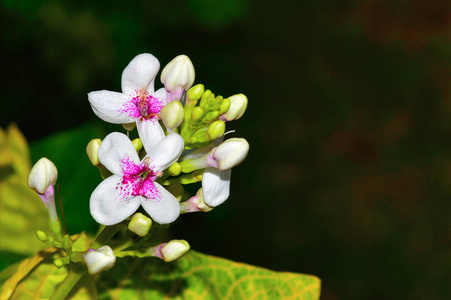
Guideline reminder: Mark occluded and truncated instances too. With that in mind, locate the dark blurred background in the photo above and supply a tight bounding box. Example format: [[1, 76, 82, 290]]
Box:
[[1, 0, 451, 298]]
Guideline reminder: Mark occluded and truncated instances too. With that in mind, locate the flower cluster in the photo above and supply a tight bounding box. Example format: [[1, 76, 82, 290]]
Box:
[[88, 53, 249, 225], [27, 52, 248, 277]]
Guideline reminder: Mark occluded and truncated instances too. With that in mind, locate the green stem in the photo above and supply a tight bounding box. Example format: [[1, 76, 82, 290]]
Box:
[[91, 223, 124, 249], [50, 268, 86, 300]]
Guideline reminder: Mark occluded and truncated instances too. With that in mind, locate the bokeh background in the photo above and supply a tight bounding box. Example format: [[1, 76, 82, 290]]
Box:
[[1, 0, 451, 298]]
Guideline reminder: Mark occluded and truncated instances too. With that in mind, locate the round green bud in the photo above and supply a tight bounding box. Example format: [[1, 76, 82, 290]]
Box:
[[191, 107, 204, 122], [54, 258, 65, 268], [187, 137, 198, 144], [62, 235, 72, 250], [168, 162, 182, 176], [199, 89, 212, 107], [180, 160, 196, 173], [132, 138, 143, 153], [206, 111, 220, 121], [220, 98, 231, 114], [36, 230, 47, 242], [207, 120, 226, 140], [187, 84, 205, 102]]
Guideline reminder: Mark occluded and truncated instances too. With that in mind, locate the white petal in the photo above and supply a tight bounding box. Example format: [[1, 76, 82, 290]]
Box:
[[90, 175, 142, 225], [202, 168, 231, 207], [153, 87, 168, 105], [137, 118, 165, 151], [99, 132, 140, 176], [145, 133, 184, 172], [88, 91, 136, 124], [140, 182, 180, 224], [121, 53, 160, 95]]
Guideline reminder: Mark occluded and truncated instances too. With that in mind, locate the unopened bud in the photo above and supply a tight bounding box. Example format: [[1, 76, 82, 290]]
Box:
[[212, 138, 249, 170], [36, 230, 48, 242], [187, 84, 204, 102], [28, 158, 58, 194], [221, 94, 247, 121], [86, 139, 102, 166], [191, 107, 204, 122], [220, 98, 231, 114], [132, 138, 143, 153], [160, 101, 185, 130], [205, 111, 219, 121], [161, 240, 190, 262], [161, 55, 195, 96], [128, 213, 152, 237], [168, 162, 182, 176], [181, 188, 213, 213], [83, 245, 116, 275], [207, 120, 225, 140], [122, 122, 136, 131]]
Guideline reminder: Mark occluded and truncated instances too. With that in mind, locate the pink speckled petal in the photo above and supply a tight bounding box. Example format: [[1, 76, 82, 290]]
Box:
[[152, 87, 168, 105], [202, 167, 231, 207], [144, 133, 184, 172], [121, 53, 160, 95], [137, 118, 165, 151], [140, 181, 180, 224], [98, 132, 141, 176], [90, 175, 142, 225], [88, 90, 136, 124]]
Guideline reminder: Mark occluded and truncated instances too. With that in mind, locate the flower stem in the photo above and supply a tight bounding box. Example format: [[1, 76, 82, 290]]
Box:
[[50, 267, 86, 300], [91, 223, 124, 249]]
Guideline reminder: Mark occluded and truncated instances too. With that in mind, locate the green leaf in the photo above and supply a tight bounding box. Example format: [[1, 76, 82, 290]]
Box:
[[98, 251, 321, 299], [0, 233, 95, 300], [0, 124, 48, 256]]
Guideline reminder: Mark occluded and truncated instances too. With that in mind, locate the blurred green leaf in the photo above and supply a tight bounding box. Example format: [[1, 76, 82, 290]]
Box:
[[30, 123, 108, 234], [99, 250, 321, 299], [0, 124, 48, 257]]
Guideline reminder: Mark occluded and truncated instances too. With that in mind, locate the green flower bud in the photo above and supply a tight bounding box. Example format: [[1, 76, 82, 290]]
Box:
[[86, 139, 102, 166], [160, 101, 185, 130], [207, 120, 226, 140], [161, 240, 190, 262], [132, 138, 143, 153], [187, 84, 204, 102], [168, 162, 182, 176], [205, 111, 220, 121], [220, 98, 231, 114], [36, 230, 47, 242], [128, 213, 152, 237], [191, 107, 204, 123], [199, 90, 212, 108]]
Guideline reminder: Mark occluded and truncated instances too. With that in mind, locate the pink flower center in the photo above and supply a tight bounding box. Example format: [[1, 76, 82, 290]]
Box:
[[120, 88, 165, 120], [115, 155, 161, 200]]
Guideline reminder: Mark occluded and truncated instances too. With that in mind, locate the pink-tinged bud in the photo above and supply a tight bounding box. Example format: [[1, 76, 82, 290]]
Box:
[[181, 188, 213, 213], [83, 245, 116, 275], [221, 94, 248, 121], [161, 240, 190, 262], [27, 157, 58, 194], [161, 55, 195, 101], [212, 138, 249, 171]]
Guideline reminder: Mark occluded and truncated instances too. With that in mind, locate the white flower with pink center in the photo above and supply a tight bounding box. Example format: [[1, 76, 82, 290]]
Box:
[[90, 132, 184, 225], [88, 53, 171, 149]]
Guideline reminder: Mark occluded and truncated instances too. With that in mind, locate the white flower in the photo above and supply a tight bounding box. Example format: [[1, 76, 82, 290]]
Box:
[[90, 132, 184, 225], [83, 245, 116, 275], [88, 53, 168, 149], [202, 168, 231, 207]]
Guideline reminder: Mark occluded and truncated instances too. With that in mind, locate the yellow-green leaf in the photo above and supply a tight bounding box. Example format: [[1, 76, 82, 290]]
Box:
[[0, 124, 48, 255], [0, 247, 56, 299], [98, 251, 321, 299]]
